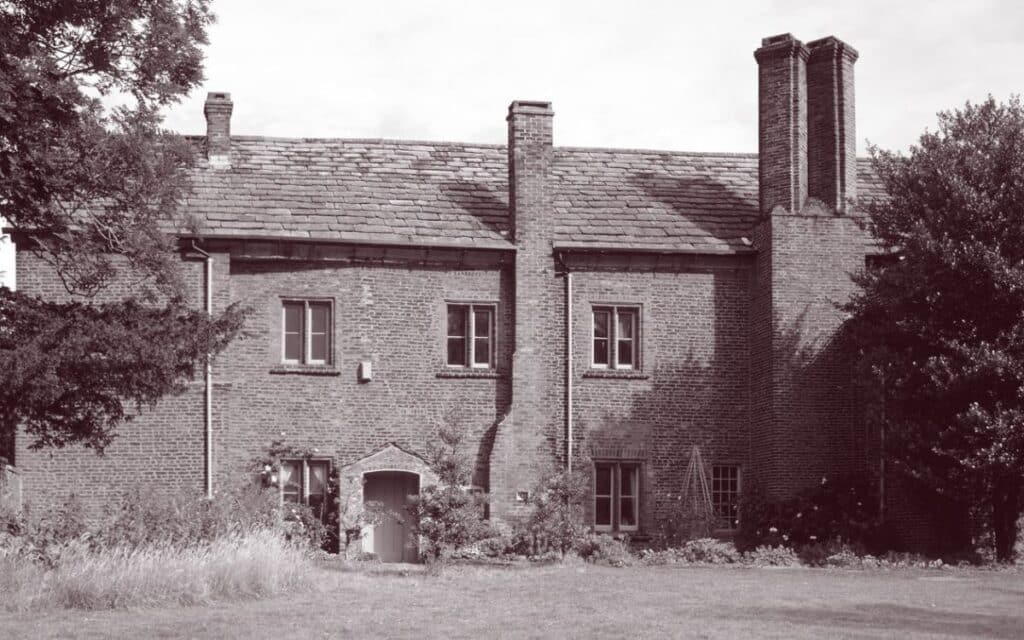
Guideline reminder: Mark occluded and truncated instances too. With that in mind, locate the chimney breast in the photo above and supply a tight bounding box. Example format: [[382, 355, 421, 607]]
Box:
[[754, 34, 809, 215], [807, 37, 859, 213], [203, 92, 233, 168]]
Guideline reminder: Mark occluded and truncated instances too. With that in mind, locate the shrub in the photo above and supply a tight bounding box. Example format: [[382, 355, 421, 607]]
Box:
[[651, 499, 718, 549], [678, 538, 741, 564], [578, 533, 635, 567], [518, 468, 590, 558], [405, 424, 490, 566], [744, 545, 801, 567], [736, 477, 880, 552]]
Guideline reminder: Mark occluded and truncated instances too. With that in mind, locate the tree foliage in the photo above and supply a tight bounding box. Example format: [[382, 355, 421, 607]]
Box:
[[0, 1, 246, 456], [846, 96, 1024, 561], [405, 425, 489, 566]]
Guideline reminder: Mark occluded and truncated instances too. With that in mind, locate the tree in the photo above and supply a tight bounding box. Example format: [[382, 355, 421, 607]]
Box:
[[845, 96, 1024, 561], [0, 1, 245, 456], [405, 424, 489, 567]]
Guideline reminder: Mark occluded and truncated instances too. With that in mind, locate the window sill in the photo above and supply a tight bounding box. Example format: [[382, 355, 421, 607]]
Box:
[[583, 370, 650, 380], [269, 365, 341, 376], [436, 369, 505, 379]]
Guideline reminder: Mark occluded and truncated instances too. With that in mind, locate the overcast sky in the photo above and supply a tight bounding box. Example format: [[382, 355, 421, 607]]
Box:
[[161, 0, 1023, 154]]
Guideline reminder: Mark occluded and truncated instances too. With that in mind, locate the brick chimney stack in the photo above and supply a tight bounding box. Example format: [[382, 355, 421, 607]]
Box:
[[490, 100, 562, 523], [807, 37, 859, 213], [203, 92, 233, 168], [754, 34, 809, 215]]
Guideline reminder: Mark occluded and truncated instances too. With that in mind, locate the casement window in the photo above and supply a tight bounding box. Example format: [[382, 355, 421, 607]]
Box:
[[280, 459, 331, 521], [711, 465, 741, 530], [594, 461, 639, 532], [592, 306, 639, 369], [282, 300, 332, 365], [446, 304, 495, 368]]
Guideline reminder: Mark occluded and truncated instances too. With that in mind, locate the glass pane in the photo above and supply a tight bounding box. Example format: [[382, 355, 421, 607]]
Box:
[[618, 340, 633, 367], [310, 303, 329, 333], [280, 461, 301, 502], [474, 337, 490, 365], [447, 305, 467, 337], [595, 465, 612, 495], [617, 310, 634, 339], [593, 310, 609, 338], [620, 466, 636, 497], [310, 333, 327, 362], [595, 497, 612, 526], [593, 338, 609, 365], [620, 497, 636, 526], [308, 462, 328, 497], [474, 308, 492, 337], [447, 337, 466, 365], [283, 303, 303, 361]]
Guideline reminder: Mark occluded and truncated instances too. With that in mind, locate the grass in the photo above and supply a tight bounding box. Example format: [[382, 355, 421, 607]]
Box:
[[2, 561, 1022, 639], [0, 528, 311, 611]]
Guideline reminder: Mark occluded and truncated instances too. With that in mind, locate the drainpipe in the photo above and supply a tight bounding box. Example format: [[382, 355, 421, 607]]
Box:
[[191, 241, 214, 499], [565, 269, 573, 473]]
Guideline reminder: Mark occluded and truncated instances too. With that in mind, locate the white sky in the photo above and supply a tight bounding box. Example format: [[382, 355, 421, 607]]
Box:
[[161, 0, 1024, 154]]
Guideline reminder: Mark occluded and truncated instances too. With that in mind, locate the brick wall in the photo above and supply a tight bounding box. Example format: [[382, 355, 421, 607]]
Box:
[[14, 246, 513, 511], [750, 211, 871, 499], [215, 252, 512, 488], [568, 253, 751, 530]]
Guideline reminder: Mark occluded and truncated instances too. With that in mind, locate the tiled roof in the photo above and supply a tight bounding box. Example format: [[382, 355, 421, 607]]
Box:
[[184, 136, 884, 252]]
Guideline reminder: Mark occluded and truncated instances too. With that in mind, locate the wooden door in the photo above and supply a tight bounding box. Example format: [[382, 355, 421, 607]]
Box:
[[363, 471, 419, 562]]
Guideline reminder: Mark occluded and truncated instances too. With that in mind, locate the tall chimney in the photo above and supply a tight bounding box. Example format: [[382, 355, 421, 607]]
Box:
[[203, 92, 233, 168], [754, 34, 809, 215], [807, 37, 859, 213], [490, 100, 560, 523]]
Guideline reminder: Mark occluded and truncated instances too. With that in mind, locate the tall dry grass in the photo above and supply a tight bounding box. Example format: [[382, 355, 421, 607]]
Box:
[[0, 527, 311, 611]]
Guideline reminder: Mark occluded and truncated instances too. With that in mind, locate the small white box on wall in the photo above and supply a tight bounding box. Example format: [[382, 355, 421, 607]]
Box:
[[358, 361, 372, 382]]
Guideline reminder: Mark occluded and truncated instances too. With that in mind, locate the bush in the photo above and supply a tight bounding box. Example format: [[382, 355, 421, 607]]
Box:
[[744, 544, 801, 567], [518, 469, 590, 558], [678, 538, 741, 564], [737, 477, 880, 552], [578, 534, 635, 567], [405, 424, 490, 566]]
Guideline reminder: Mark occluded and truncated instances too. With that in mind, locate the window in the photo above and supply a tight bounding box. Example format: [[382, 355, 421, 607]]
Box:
[[592, 306, 639, 369], [594, 461, 639, 532], [711, 465, 741, 530], [446, 304, 495, 368], [280, 458, 331, 522], [282, 300, 331, 365]]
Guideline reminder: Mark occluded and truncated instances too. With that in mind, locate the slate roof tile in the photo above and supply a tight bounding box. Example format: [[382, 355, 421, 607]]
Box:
[[183, 136, 884, 251]]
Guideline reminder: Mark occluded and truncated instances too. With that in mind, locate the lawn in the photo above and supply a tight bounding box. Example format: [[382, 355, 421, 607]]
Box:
[[2, 562, 1022, 639]]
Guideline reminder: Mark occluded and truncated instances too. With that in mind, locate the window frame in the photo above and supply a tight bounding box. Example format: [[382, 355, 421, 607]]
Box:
[[711, 464, 741, 531], [593, 460, 641, 533], [590, 305, 641, 370], [281, 299, 333, 366], [445, 302, 497, 370], [279, 458, 332, 521]]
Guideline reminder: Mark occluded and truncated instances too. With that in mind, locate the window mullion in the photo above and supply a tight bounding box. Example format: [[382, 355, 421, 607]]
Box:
[[468, 306, 476, 366], [613, 464, 620, 530], [611, 308, 619, 369]]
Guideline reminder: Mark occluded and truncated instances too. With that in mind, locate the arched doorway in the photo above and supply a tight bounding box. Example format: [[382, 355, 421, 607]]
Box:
[[363, 470, 419, 562]]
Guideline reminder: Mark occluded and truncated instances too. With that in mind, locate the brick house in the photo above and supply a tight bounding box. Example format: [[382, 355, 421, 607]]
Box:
[[7, 33, 938, 559]]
